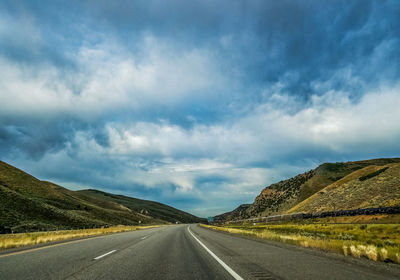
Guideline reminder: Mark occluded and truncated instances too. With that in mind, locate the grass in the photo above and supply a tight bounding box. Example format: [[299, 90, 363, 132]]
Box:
[[288, 163, 400, 213], [0, 225, 160, 251], [307, 214, 400, 224], [201, 223, 400, 264]]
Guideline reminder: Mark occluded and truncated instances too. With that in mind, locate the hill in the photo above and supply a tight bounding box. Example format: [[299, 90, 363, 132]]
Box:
[[0, 161, 205, 233], [213, 204, 251, 222], [288, 163, 400, 213], [214, 158, 400, 222], [76, 189, 204, 224]]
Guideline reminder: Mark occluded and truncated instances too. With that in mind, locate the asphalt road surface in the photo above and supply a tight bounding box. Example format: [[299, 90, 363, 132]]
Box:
[[0, 224, 399, 280]]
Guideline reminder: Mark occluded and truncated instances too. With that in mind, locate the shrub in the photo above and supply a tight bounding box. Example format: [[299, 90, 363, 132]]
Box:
[[359, 167, 389, 181]]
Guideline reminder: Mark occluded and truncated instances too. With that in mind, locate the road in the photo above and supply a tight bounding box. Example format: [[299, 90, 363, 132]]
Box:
[[0, 224, 399, 280]]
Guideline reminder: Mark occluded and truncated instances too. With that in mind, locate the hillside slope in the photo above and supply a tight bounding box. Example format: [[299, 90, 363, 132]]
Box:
[[0, 161, 205, 233], [288, 163, 400, 213], [214, 158, 400, 222], [76, 189, 204, 224]]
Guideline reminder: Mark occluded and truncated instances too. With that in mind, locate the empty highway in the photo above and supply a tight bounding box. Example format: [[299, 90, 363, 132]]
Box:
[[0, 224, 399, 280]]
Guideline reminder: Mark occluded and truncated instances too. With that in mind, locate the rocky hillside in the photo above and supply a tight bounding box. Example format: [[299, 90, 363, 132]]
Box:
[[214, 158, 400, 222], [213, 204, 251, 222], [288, 163, 400, 213], [0, 161, 206, 233]]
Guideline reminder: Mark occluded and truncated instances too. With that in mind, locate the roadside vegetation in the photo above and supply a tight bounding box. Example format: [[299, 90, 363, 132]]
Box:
[[201, 223, 400, 264], [0, 225, 159, 251]]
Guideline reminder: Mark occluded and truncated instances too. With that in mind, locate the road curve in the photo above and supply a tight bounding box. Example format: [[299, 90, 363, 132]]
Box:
[[0, 224, 399, 280]]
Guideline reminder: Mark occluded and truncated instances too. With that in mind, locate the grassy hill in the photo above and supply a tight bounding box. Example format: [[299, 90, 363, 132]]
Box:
[[288, 163, 400, 213], [214, 158, 400, 222], [76, 189, 205, 224], [0, 161, 205, 233]]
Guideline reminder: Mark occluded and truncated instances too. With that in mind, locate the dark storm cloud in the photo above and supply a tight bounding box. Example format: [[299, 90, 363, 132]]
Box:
[[4, 0, 400, 95], [0, 121, 71, 159], [79, 0, 400, 97]]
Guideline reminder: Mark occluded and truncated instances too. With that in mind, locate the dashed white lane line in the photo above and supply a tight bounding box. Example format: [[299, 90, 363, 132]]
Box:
[[187, 226, 244, 280], [94, 234, 148, 260], [94, 250, 117, 260]]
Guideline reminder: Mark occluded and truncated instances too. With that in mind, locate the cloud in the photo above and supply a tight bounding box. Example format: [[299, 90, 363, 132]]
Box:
[[7, 83, 399, 216], [0, 36, 225, 117], [1, 0, 400, 216], [0, 34, 227, 158], [96, 84, 400, 163]]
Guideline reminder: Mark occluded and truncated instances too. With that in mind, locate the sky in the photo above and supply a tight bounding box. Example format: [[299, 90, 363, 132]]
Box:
[[1, 0, 400, 217]]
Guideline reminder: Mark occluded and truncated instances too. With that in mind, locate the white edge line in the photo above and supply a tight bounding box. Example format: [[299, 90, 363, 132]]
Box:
[[94, 250, 117, 260], [187, 226, 244, 280], [141, 235, 148, 240]]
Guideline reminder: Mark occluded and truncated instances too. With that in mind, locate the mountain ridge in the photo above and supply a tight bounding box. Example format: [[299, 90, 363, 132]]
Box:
[[0, 160, 205, 233]]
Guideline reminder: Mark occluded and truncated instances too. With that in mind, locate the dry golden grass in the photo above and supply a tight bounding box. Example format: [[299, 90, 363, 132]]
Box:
[[0, 225, 160, 250], [307, 214, 400, 224], [201, 223, 400, 264], [288, 163, 400, 213]]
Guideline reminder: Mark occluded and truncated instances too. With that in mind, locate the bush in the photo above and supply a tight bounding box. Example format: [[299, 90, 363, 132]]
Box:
[[359, 167, 389, 181]]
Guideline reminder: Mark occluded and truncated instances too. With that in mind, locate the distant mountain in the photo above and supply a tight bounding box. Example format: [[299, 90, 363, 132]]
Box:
[[0, 161, 205, 233], [214, 158, 400, 223], [213, 204, 251, 222], [76, 189, 204, 225]]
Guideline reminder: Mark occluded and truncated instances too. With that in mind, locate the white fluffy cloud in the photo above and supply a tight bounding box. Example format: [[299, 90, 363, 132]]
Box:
[[83, 84, 400, 163], [0, 36, 225, 120]]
